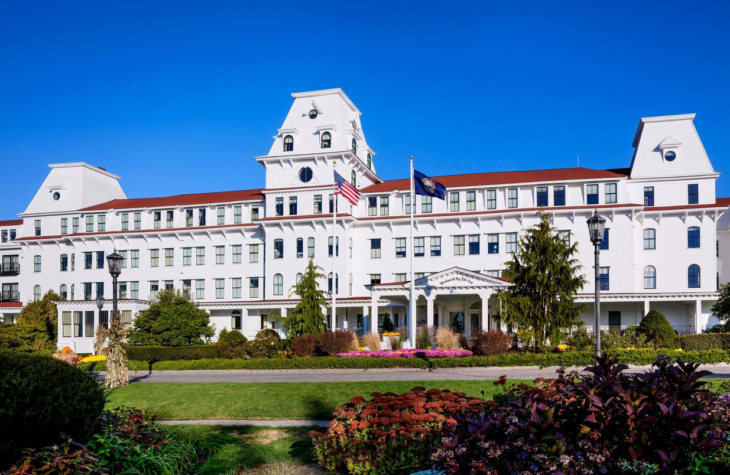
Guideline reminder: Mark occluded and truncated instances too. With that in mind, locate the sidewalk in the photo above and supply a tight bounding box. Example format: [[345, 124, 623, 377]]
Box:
[[156, 419, 330, 427]]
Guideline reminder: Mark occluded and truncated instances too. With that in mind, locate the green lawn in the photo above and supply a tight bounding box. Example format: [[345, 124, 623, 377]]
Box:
[[106, 380, 530, 420]]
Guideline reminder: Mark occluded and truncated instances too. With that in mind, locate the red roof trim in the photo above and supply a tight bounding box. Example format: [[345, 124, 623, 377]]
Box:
[[80, 189, 264, 212], [0, 220, 22, 227], [14, 222, 259, 242], [258, 213, 352, 222], [0, 302, 22, 308]]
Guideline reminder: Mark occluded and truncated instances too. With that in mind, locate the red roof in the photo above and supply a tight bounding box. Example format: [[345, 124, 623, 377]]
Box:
[[0, 219, 22, 227], [0, 302, 22, 308], [14, 222, 258, 242], [361, 167, 628, 193], [81, 189, 264, 212], [716, 197, 730, 207]]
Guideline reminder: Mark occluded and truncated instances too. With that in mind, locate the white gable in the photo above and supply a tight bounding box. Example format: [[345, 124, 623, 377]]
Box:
[[419, 267, 511, 289]]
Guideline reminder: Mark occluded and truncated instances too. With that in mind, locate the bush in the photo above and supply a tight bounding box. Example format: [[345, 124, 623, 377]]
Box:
[[471, 330, 512, 356], [638, 309, 677, 348], [218, 329, 248, 358], [432, 355, 730, 474], [317, 330, 356, 356], [246, 339, 278, 358], [600, 327, 649, 349], [128, 290, 215, 346], [255, 328, 281, 341], [680, 333, 730, 351], [311, 387, 486, 474], [0, 349, 107, 468], [434, 326, 459, 349], [564, 326, 594, 351], [125, 345, 219, 361], [291, 335, 317, 357]]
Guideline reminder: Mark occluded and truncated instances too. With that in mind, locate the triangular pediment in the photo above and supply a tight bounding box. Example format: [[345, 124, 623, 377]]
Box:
[[658, 136, 682, 150], [417, 267, 511, 288]]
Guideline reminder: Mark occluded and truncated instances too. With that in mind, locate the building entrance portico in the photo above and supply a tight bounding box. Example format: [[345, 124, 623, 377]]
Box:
[[368, 267, 512, 346]]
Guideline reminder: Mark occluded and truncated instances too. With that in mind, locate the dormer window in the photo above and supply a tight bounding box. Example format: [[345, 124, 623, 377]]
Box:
[[351, 139, 357, 155], [367, 153, 372, 169], [284, 135, 294, 152], [321, 132, 331, 148], [308, 109, 318, 119], [351, 170, 357, 187]]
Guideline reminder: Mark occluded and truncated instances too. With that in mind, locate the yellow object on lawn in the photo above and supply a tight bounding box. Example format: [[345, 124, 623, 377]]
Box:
[[79, 355, 107, 363]]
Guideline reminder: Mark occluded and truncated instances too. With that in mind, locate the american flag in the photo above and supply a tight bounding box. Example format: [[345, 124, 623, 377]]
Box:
[[333, 171, 361, 206]]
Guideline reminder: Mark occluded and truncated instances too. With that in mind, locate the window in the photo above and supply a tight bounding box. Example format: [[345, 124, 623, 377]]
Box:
[[371, 239, 381, 258], [183, 248, 192, 266], [195, 279, 205, 299], [454, 235, 465, 256], [273, 274, 283, 295], [131, 250, 139, 268], [430, 236, 441, 256], [275, 197, 284, 216], [150, 281, 159, 300], [165, 248, 174, 266], [328, 273, 338, 294], [133, 212, 141, 230], [251, 207, 259, 220], [274, 239, 283, 259], [288, 196, 298, 215], [118, 282, 127, 299], [215, 279, 224, 299], [644, 266, 656, 289], [487, 190, 497, 210], [559, 230, 570, 246], [367, 153, 372, 169], [349, 238, 353, 258], [84, 311, 94, 337], [688, 184, 699, 205], [250, 278, 259, 298], [605, 183, 617, 204], [217, 207, 225, 225], [468, 235, 480, 254], [150, 249, 159, 267], [422, 196, 432, 213], [296, 238, 303, 258], [196, 247, 205, 265], [466, 191, 476, 211], [73, 311, 82, 336], [198, 208, 206, 226], [0, 230, 5, 243], [688, 226, 700, 248], [599, 229, 609, 250], [62, 312, 71, 337], [314, 195, 322, 214], [599, 267, 610, 291], [488, 234, 499, 253], [351, 170, 357, 188], [380, 197, 389, 216], [232, 245, 242, 263], [370, 274, 381, 285], [84, 252, 93, 270], [554, 186, 565, 206], [587, 184, 599, 205], [153, 211, 161, 229], [249, 244, 259, 263], [165, 210, 173, 228], [644, 229, 656, 250], [349, 273, 353, 295], [61, 218, 68, 235], [233, 206, 242, 224], [60, 254, 68, 272], [33, 285, 41, 301], [96, 282, 104, 298], [404, 195, 411, 214], [83, 282, 92, 300], [395, 238, 406, 258], [34, 255, 41, 272], [321, 132, 331, 148], [506, 233, 518, 253], [215, 246, 225, 264], [644, 187, 654, 207], [308, 238, 315, 257], [96, 251, 104, 269], [328, 236, 339, 256], [130, 281, 139, 299], [688, 264, 701, 288], [414, 237, 425, 257], [415, 272, 425, 280], [536, 187, 548, 207], [284, 135, 293, 152], [121, 214, 128, 231], [86, 216, 94, 232], [122, 310, 132, 329], [351, 138, 357, 154], [232, 278, 242, 298], [9, 229, 15, 240], [665, 150, 676, 161], [368, 197, 377, 216], [329, 194, 335, 213], [508, 188, 518, 208], [296, 273, 303, 286], [486, 270, 501, 278], [73, 217, 79, 233], [186, 209, 193, 227], [450, 192, 460, 212]]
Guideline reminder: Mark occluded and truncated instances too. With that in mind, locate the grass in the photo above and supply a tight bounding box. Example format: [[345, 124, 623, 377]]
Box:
[[165, 425, 323, 475], [106, 380, 530, 420]]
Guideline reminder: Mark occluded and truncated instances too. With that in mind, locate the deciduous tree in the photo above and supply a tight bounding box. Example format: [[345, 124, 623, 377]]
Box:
[[128, 289, 214, 346]]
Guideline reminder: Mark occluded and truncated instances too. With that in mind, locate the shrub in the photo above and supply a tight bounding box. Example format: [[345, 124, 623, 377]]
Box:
[[128, 289, 214, 346], [638, 309, 677, 348], [125, 345, 219, 361], [432, 355, 730, 475], [707, 322, 730, 333], [363, 332, 381, 351], [434, 326, 458, 349], [218, 329, 248, 358], [256, 328, 281, 341], [564, 326, 593, 351], [291, 335, 317, 357], [600, 328, 649, 349], [0, 349, 107, 468], [471, 330, 511, 356], [381, 315, 395, 333], [311, 387, 486, 475], [246, 339, 278, 358], [680, 333, 730, 351], [317, 330, 356, 356], [416, 325, 431, 349]]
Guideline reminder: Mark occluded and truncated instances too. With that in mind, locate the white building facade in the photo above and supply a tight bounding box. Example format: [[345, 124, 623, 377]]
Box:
[[1, 88, 729, 353]]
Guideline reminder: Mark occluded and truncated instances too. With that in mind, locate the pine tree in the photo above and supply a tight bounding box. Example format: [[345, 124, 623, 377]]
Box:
[[283, 259, 328, 337], [711, 284, 730, 330], [499, 212, 587, 350]]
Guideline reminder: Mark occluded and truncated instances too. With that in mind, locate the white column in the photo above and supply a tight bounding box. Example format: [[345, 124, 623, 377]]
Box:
[[426, 295, 435, 330], [695, 299, 702, 334], [371, 295, 378, 334], [362, 305, 368, 333], [409, 293, 419, 347], [280, 307, 287, 335], [479, 291, 493, 331], [643, 300, 650, 318], [343, 308, 349, 330]]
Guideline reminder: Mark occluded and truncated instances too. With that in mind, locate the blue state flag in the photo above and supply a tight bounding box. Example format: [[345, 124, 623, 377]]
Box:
[[413, 169, 446, 200]]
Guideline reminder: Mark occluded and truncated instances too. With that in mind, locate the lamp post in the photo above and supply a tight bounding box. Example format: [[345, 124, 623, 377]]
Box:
[[96, 295, 105, 315], [106, 250, 123, 315], [586, 213, 607, 357]]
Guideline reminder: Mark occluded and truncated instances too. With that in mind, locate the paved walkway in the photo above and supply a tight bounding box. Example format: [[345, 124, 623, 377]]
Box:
[[156, 419, 330, 427], [97, 363, 730, 383]]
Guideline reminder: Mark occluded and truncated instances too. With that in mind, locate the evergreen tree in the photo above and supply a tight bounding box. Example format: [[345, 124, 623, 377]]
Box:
[[128, 289, 214, 346], [499, 212, 587, 350], [283, 259, 328, 337], [711, 283, 730, 328]]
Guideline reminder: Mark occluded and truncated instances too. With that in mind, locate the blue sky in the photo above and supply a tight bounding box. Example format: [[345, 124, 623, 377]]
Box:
[[1, 1, 729, 219]]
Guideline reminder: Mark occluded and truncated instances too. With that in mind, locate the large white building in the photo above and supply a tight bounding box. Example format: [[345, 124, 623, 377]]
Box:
[[1, 88, 729, 353]]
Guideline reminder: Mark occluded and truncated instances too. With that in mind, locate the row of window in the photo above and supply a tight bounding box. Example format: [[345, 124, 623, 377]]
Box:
[[275, 194, 341, 217], [283, 134, 372, 168], [0, 229, 18, 242], [273, 237, 345, 259], [61, 310, 133, 337], [369, 234, 518, 259], [595, 264, 703, 291]]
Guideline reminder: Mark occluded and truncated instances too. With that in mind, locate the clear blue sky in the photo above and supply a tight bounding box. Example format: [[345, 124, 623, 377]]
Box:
[[1, 1, 729, 219]]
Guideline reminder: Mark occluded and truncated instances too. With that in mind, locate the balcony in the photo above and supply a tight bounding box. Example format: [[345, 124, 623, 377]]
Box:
[[0, 263, 19, 275], [0, 291, 20, 302]]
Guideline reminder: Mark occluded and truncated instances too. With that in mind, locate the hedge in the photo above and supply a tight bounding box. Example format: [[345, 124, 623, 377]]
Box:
[[124, 345, 220, 361], [79, 349, 730, 372], [679, 333, 730, 351]]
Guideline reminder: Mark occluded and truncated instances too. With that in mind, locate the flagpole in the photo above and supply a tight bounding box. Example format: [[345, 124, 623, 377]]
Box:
[[409, 155, 416, 348], [332, 161, 337, 332]]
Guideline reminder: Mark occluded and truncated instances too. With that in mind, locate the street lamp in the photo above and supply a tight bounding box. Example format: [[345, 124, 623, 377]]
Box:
[[586, 213, 607, 357], [96, 295, 105, 312], [106, 250, 123, 316]]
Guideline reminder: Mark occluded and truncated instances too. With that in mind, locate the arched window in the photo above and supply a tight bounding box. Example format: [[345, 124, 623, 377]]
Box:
[[307, 237, 315, 257], [70, 284, 75, 300], [328, 273, 339, 294], [367, 153, 372, 169], [273, 274, 283, 295], [60, 284, 68, 299], [688, 264, 701, 288], [33, 285, 41, 301], [321, 132, 331, 148], [643, 229, 656, 250], [283, 135, 294, 152], [644, 266, 656, 289], [688, 226, 700, 248], [351, 170, 357, 188], [296, 273, 303, 284], [349, 273, 353, 296], [351, 138, 357, 155]]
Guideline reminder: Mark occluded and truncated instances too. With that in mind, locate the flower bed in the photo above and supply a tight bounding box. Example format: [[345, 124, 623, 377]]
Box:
[[337, 349, 473, 358]]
